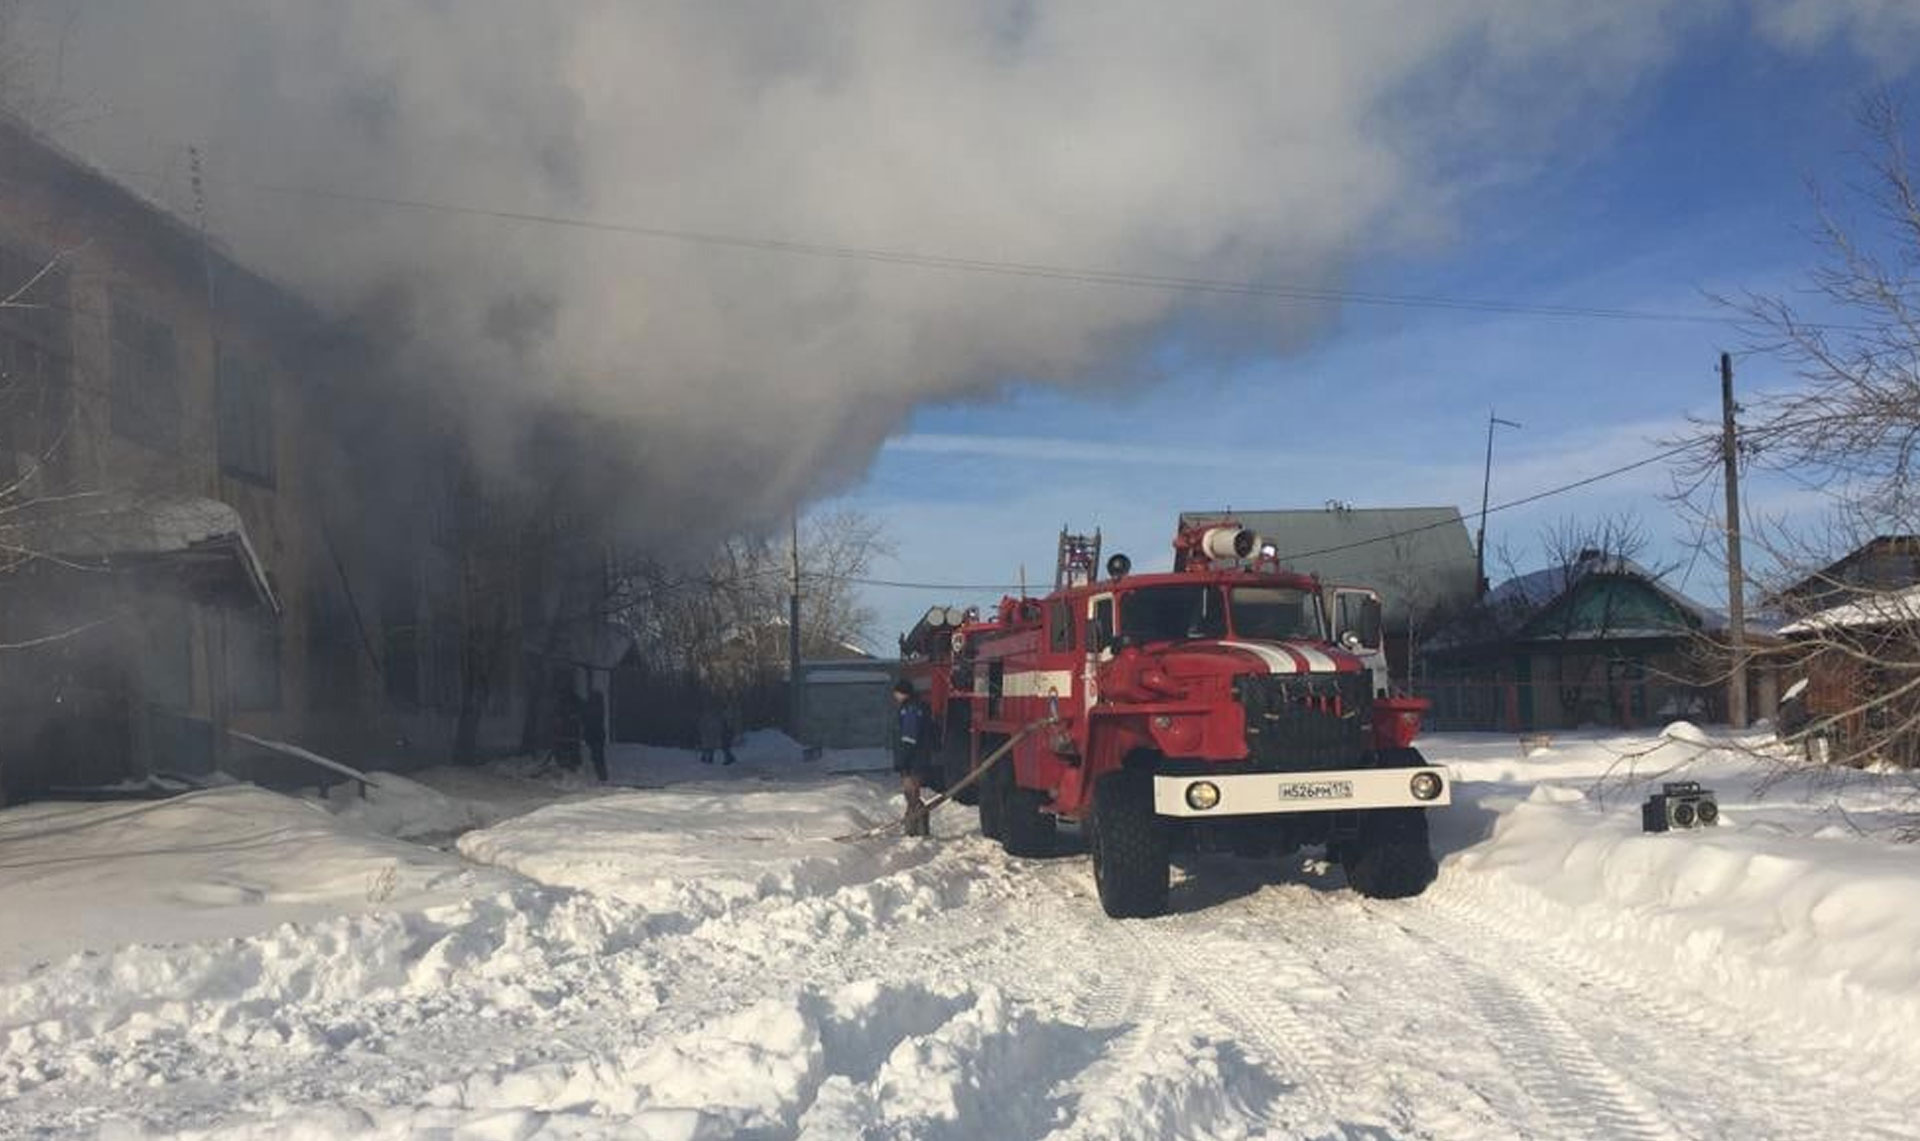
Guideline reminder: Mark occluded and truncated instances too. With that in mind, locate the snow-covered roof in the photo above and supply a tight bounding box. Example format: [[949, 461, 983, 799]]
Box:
[[803, 669, 893, 685], [1777, 583, 1920, 634], [16, 493, 281, 613]]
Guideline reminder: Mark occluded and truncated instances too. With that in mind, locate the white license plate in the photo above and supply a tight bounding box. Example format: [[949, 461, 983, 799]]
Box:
[[1276, 779, 1354, 801]]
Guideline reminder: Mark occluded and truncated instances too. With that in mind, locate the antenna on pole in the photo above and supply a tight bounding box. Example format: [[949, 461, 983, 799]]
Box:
[[1475, 409, 1522, 594]]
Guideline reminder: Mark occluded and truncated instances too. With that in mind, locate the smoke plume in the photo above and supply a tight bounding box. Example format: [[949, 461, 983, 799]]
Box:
[[15, 1, 1703, 543]]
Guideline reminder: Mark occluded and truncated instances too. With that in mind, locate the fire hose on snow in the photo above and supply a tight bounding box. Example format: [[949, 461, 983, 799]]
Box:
[[833, 716, 1058, 843]]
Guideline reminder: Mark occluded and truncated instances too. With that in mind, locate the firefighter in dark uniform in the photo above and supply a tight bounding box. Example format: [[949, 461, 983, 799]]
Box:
[[892, 679, 935, 837]]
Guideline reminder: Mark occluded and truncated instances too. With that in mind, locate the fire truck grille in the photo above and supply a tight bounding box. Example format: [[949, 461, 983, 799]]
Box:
[[1237, 673, 1371, 769]]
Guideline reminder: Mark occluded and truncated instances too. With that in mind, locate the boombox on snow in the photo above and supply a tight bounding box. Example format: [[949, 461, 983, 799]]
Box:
[[1642, 781, 1719, 833]]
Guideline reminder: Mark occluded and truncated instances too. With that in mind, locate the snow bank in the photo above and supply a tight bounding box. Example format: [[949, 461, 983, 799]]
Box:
[[134, 976, 1260, 1141], [606, 728, 893, 787], [456, 776, 924, 929], [1428, 727, 1920, 1069], [307, 771, 498, 841], [0, 786, 507, 970], [0, 885, 653, 1105]]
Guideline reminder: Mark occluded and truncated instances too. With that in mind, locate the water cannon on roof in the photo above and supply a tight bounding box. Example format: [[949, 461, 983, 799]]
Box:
[[1172, 520, 1270, 572]]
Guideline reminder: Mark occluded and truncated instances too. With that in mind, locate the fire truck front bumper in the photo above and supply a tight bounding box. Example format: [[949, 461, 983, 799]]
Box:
[[1152, 766, 1452, 817]]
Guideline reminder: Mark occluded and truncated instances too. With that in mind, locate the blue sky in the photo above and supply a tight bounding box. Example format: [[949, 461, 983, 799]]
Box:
[[822, 12, 1920, 649]]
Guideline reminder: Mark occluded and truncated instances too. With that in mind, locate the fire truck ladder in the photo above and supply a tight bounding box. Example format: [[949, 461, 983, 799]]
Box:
[[1056, 527, 1102, 591]]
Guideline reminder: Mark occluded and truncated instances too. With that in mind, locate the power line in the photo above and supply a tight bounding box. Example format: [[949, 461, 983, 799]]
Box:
[[1269, 441, 1697, 563], [126, 168, 1768, 328], [845, 438, 1700, 593]]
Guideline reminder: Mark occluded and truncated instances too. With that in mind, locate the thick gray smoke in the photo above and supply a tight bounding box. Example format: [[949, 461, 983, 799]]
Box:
[[14, 1, 1708, 542]]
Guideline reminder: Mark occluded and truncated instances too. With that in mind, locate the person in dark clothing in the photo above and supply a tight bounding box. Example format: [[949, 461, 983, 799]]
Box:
[[582, 687, 608, 782], [891, 680, 936, 837], [551, 682, 584, 771], [697, 705, 737, 765]]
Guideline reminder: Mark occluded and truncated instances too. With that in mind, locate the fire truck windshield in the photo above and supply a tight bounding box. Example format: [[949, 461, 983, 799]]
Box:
[[1118, 585, 1227, 642], [1228, 586, 1322, 641]]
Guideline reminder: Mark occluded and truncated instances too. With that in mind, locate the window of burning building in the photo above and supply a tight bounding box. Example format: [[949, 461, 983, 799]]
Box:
[[108, 289, 183, 451], [140, 597, 194, 711], [382, 567, 421, 705], [217, 352, 277, 487], [0, 244, 73, 483], [228, 610, 282, 711], [306, 573, 361, 714]]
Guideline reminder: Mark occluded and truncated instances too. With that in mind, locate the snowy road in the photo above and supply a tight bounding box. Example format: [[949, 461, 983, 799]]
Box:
[[3, 734, 1918, 1139]]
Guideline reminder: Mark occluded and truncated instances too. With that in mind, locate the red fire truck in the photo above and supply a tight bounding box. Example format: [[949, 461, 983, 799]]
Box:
[[910, 521, 1447, 919]]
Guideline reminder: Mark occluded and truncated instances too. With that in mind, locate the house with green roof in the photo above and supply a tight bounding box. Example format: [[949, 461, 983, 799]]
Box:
[[1420, 551, 1780, 731]]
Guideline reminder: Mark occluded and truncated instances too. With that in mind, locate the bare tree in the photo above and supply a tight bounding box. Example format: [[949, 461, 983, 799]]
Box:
[[1501, 513, 1698, 727], [1667, 95, 1920, 775], [610, 509, 894, 737]]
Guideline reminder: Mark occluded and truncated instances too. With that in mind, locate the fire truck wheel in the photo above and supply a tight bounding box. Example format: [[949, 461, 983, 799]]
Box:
[[977, 736, 1009, 841], [1090, 771, 1169, 919], [1340, 808, 1437, 900], [1001, 786, 1057, 858]]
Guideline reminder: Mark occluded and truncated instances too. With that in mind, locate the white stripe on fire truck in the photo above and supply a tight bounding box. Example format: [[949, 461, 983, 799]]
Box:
[[1213, 641, 1300, 674], [1002, 669, 1076, 698], [1290, 644, 1340, 672]]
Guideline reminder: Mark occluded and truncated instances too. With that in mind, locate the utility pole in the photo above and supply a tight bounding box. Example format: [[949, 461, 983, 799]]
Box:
[[1474, 411, 1522, 595], [1721, 352, 1748, 729], [788, 509, 803, 739]]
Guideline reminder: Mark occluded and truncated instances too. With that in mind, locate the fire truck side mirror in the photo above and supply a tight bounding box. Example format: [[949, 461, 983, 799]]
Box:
[[1089, 613, 1112, 652], [1359, 597, 1383, 647], [1332, 592, 1384, 651]]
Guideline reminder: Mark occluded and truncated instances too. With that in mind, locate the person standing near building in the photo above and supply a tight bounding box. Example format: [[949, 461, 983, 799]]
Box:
[[582, 686, 608, 782], [891, 680, 934, 837], [551, 680, 584, 771], [697, 703, 736, 766]]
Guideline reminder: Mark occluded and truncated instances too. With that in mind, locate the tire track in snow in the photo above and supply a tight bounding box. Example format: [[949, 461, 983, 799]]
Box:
[[1404, 884, 1920, 1140], [1026, 857, 1405, 1140], [1029, 851, 1703, 1140], [1416, 940, 1676, 1141]]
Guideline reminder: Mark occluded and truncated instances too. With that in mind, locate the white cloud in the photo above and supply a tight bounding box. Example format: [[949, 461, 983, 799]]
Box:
[[1754, 0, 1920, 73]]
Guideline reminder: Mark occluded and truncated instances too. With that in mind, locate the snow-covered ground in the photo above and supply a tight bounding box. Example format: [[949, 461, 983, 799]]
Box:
[[2, 727, 1918, 1138]]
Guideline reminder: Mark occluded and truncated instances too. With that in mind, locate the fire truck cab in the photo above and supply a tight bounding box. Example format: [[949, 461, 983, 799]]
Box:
[[939, 521, 1447, 919]]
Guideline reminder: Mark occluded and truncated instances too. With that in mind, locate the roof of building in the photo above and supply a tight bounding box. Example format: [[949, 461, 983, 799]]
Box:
[[15, 493, 281, 614], [1178, 506, 1478, 626], [0, 112, 323, 343], [1769, 535, 1920, 606], [1430, 552, 1777, 651], [1777, 583, 1920, 634]]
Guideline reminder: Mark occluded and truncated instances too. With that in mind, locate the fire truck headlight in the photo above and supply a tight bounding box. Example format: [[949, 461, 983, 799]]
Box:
[[1185, 781, 1221, 811], [1409, 772, 1444, 801]]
